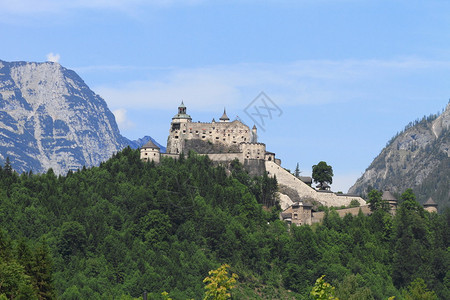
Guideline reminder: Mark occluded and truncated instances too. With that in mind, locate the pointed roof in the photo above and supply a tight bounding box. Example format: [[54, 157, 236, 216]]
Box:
[[424, 197, 438, 207], [382, 191, 397, 201], [142, 139, 160, 150], [252, 124, 257, 130], [220, 108, 230, 121], [172, 101, 191, 120], [212, 118, 216, 122]]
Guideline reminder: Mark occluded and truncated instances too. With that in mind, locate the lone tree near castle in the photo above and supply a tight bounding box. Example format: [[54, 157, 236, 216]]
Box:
[[312, 161, 333, 190]]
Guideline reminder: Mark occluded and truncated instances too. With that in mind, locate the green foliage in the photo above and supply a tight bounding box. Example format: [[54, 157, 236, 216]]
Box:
[[367, 189, 389, 212], [294, 163, 301, 178], [402, 278, 438, 300], [203, 264, 238, 300], [312, 161, 333, 189], [0, 149, 447, 299], [311, 275, 338, 300]]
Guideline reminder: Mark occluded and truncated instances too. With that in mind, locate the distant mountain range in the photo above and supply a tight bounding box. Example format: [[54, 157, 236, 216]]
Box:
[[349, 102, 450, 209], [0, 60, 163, 174]]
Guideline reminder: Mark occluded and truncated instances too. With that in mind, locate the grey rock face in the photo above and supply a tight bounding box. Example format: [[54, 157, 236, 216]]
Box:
[[349, 103, 450, 207], [0, 60, 131, 174]]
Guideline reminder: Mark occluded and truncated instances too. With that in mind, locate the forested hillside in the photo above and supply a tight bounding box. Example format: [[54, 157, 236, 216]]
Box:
[[0, 148, 448, 299]]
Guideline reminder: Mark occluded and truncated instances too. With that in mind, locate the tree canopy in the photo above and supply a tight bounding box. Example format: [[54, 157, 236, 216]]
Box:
[[312, 161, 334, 189], [0, 148, 448, 299]]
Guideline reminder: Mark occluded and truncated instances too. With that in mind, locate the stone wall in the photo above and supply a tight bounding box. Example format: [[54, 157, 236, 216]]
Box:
[[311, 205, 371, 223], [265, 160, 366, 207], [240, 143, 266, 160], [243, 158, 266, 177], [167, 120, 251, 154]]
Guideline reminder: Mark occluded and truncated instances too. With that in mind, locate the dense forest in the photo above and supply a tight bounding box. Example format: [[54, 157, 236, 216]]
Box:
[[0, 148, 448, 299]]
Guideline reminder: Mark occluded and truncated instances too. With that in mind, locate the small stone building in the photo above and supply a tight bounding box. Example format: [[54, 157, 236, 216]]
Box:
[[280, 201, 313, 226], [382, 191, 398, 214], [140, 139, 161, 163]]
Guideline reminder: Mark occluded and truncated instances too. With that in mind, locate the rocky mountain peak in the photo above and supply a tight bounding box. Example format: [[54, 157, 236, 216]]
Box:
[[0, 60, 130, 174]]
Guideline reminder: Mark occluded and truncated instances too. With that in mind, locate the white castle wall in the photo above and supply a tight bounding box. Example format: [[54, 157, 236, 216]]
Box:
[[140, 148, 160, 163], [240, 143, 266, 160], [265, 161, 366, 207], [167, 120, 252, 154]]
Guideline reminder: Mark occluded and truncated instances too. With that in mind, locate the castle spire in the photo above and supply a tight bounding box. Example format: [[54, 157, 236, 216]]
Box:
[[172, 101, 191, 121], [219, 108, 230, 122]]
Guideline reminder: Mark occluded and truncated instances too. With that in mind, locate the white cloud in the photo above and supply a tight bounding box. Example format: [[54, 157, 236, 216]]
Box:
[[94, 57, 450, 114], [113, 108, 135, 130], [0, 0, 205, 15], [46, 52, 61, 63]]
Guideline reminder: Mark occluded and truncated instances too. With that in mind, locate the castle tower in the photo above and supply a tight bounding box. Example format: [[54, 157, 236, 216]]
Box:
[[219, 108, 230, 122], [140, 139, 161, 163], [251, 125, 258, 143], [172, 101, 192, 124], [423, 197, 438, 213], [382, 191, 398, 214], [167, 101, 192, 154]]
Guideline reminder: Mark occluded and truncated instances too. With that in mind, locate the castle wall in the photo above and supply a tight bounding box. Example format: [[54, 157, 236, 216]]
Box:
[[265, 160, 366, 207], [167, 120, 252, 154], [311, 205, 371, 224], [207, 153, 243, 163], [243, 159, 266, 177], [240, 143, 266, 160]]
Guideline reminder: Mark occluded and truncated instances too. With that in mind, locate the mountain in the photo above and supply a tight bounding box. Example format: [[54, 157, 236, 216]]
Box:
[[349, 102, 450, 209], [0, 59, 160, 174], [127, 135, 166, 153]]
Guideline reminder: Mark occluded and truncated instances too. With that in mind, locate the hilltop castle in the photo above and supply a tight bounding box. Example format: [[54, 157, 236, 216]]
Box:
[[141, 102, 367, 216], [141, 102, 280, 174]]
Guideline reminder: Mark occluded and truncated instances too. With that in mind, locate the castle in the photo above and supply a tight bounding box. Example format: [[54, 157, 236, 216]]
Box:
[[141, 102, 369, 223], [140, 102, 280, 174]]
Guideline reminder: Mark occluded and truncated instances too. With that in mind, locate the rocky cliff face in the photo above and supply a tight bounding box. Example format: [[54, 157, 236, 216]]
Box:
[[0, 60, 133, 174], [349, 102, 450, 208]]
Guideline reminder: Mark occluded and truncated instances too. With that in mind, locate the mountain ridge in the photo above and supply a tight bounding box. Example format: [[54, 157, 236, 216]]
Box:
[[349, 102, 450, 209]]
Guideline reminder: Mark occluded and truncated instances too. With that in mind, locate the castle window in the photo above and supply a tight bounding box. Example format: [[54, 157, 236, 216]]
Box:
[[175, 136, 179, 139], [294, 214, 298, 219], [195, 131, 199, 134], [183, 130, 186, 133], [216, 137, 219, 139], [202, 136, 205, 138]]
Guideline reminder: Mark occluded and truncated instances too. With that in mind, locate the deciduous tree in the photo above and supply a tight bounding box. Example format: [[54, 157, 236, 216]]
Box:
[[312, 161, 333, 189]]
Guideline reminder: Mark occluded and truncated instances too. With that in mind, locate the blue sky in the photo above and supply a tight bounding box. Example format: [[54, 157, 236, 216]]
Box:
[[1, 0, 450, 192]]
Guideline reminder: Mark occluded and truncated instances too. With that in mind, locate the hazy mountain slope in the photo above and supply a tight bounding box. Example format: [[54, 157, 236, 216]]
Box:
[[0, 60, 140, 174], [349, 102, 450, 209]]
